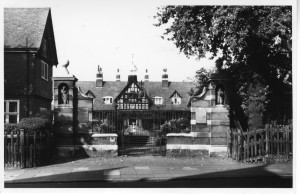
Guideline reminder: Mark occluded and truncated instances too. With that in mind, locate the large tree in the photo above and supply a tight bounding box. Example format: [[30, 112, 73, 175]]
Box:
[[155, 6, 292, 127]]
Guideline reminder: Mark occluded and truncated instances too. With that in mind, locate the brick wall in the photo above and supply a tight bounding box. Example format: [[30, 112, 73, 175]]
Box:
[[4, 53, 28, 97], [33, 57, 53, 99], [5, 52, 53, 120]]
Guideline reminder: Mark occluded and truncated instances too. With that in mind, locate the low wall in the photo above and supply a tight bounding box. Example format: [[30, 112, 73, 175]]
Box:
[[166, 133, 227, 157], [75, 133, 118, 157]]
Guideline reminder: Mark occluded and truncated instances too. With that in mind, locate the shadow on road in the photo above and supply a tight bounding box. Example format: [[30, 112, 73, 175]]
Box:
[[5, 164, 292, 188]]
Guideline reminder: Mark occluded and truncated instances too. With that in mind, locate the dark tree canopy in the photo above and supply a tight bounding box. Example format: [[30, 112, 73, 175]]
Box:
[[155, 6, 292, 126]]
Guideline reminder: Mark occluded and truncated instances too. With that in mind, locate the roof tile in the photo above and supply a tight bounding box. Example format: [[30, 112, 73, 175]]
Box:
[[4, 8, 50, 49]]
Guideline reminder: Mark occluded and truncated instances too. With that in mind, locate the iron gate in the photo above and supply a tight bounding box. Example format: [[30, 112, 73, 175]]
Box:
[[93, 110, 190, 156]]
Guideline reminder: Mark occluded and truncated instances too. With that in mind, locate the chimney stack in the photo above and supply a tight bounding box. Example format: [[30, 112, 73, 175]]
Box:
[[116, 69, 120, 82], [162, 68, 168, 88], [144, 69, 149, 82], [96, 65, 103, 87]]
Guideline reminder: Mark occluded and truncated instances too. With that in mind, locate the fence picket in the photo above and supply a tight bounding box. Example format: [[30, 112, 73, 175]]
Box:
[[265, 124, 269, 156], [285, 126, 288, 157], [14, 142, 17, 167], [16, 131, 20, 167], [229, 124, 292, 163], [254, 130, 257, 162], [4, 128, 52, 169], [243, 140, 246, 162], [237, 129, 241, 161], [8, 143, 11, 167], [40, 131, 43, 164], [29, 144, 33, 168], [10, 131, 14, 166], [20, 129, 25, 168], [247, 131, 250, 161], [276, 126, 280, 156], [270, 127, 273, 155], [290, 127, 293, 156], [33, 131, 36, 168], [4, 133, 7, 167], [233, 131, 237, 160], [26, 132, 29, 168]]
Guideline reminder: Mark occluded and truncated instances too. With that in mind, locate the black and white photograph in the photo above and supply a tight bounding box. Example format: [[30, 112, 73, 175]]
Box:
[[1, 0, 296, 193]]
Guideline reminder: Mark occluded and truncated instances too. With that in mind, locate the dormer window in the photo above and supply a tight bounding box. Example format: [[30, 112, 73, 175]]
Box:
[[103, 96, 113, 104], [154, 97, 163, 105], [171, 91, 181, 105]]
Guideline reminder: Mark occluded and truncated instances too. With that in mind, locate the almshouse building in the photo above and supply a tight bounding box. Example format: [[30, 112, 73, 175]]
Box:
[[52, 62, 230, 157], [52, 64, 195, 156], [76, 67, 193, 131], [4, 8, 58, 123]]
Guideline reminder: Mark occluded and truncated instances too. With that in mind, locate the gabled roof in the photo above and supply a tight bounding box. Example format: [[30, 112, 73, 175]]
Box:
[[76, 81, 128, 110], [143, 81, 193, 110], [170, 90, 182, 98], [85, 90, 96, 98], [4, 8, 50, 49], [114, 78, 153, 105], [76, 80, 195, 110]]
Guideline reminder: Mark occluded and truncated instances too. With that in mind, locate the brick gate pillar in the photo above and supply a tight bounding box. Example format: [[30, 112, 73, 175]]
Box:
[[190, 59, 231, 156], [52, 60, 78, 157]]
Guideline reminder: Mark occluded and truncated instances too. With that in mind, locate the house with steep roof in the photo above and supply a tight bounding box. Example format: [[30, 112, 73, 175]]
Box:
[[4, 8, 58, 123], [70, 66, 194, 154]]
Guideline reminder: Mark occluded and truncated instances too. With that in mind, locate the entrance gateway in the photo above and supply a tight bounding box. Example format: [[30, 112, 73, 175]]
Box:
[[52, 61, 194, 157], [116, 110, 190, 156]]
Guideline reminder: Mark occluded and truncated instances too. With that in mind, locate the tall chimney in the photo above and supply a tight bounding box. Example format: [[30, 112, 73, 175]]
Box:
[[144, 69, 149, 82], [162, 68, 168, 88], [116, 69, 120, 82], [96, 65, 103, 87]]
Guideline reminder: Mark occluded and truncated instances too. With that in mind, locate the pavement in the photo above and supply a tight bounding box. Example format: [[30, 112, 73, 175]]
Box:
[[4, 156, 293, 187]]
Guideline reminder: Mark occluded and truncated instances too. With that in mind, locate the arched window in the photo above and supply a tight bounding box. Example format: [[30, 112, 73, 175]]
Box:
[[103, 96, 113, 104]]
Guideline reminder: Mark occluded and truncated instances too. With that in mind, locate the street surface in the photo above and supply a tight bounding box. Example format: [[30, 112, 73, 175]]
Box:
[[4, 155, 293, 188]]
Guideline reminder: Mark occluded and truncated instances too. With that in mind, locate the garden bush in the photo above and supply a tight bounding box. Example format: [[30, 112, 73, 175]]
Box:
[[4, 111, 53, 134], [92, 120, 115, 133], [159, 118, 190, 138]]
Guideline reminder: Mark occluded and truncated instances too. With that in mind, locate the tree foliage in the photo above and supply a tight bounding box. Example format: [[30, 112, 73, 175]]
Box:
[[155, 6, 292, 125]]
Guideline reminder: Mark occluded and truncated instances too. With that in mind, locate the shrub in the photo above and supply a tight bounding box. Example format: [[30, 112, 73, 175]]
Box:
[[4, 111, 53, 135], [18, 117, 51, 134], [4, 123, 19, 134], [159, 118, 190, 138], [92, 120, 115, 133]]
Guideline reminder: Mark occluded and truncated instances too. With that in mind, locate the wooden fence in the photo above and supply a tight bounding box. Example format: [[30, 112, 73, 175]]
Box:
[[4, 129, 52, 168], [229, 124, 292, 162]]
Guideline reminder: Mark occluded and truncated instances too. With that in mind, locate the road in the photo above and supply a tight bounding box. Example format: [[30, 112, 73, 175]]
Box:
[[5, 176, 292, 188]]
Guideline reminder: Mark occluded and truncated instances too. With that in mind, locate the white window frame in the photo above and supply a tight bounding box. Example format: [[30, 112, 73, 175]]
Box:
[[4, 100, 20, 124], [103, 96, 113, 105], [171, 93, 181, 105], [41, 60, 48, 81], [154, 96, 163, 105]]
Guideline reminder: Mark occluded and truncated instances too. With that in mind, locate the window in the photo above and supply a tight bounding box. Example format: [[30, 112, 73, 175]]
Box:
[[41, 60, 48, 81], [41, 38, 48, 58], [154, 97, 163, 105], [4, 100, 20, 124], [103, 96, 113, 104], [191, 112, 196, 120], [171, 93, 181, 105]]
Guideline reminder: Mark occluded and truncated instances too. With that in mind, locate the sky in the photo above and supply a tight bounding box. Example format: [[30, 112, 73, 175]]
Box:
[[3, 0, 218, 82]]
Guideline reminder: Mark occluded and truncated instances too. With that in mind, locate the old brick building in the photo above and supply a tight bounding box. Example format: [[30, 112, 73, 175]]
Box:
[[51, 63, 195, 156], [76, 67, 193, 131], [4, 8, 58, 123]]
